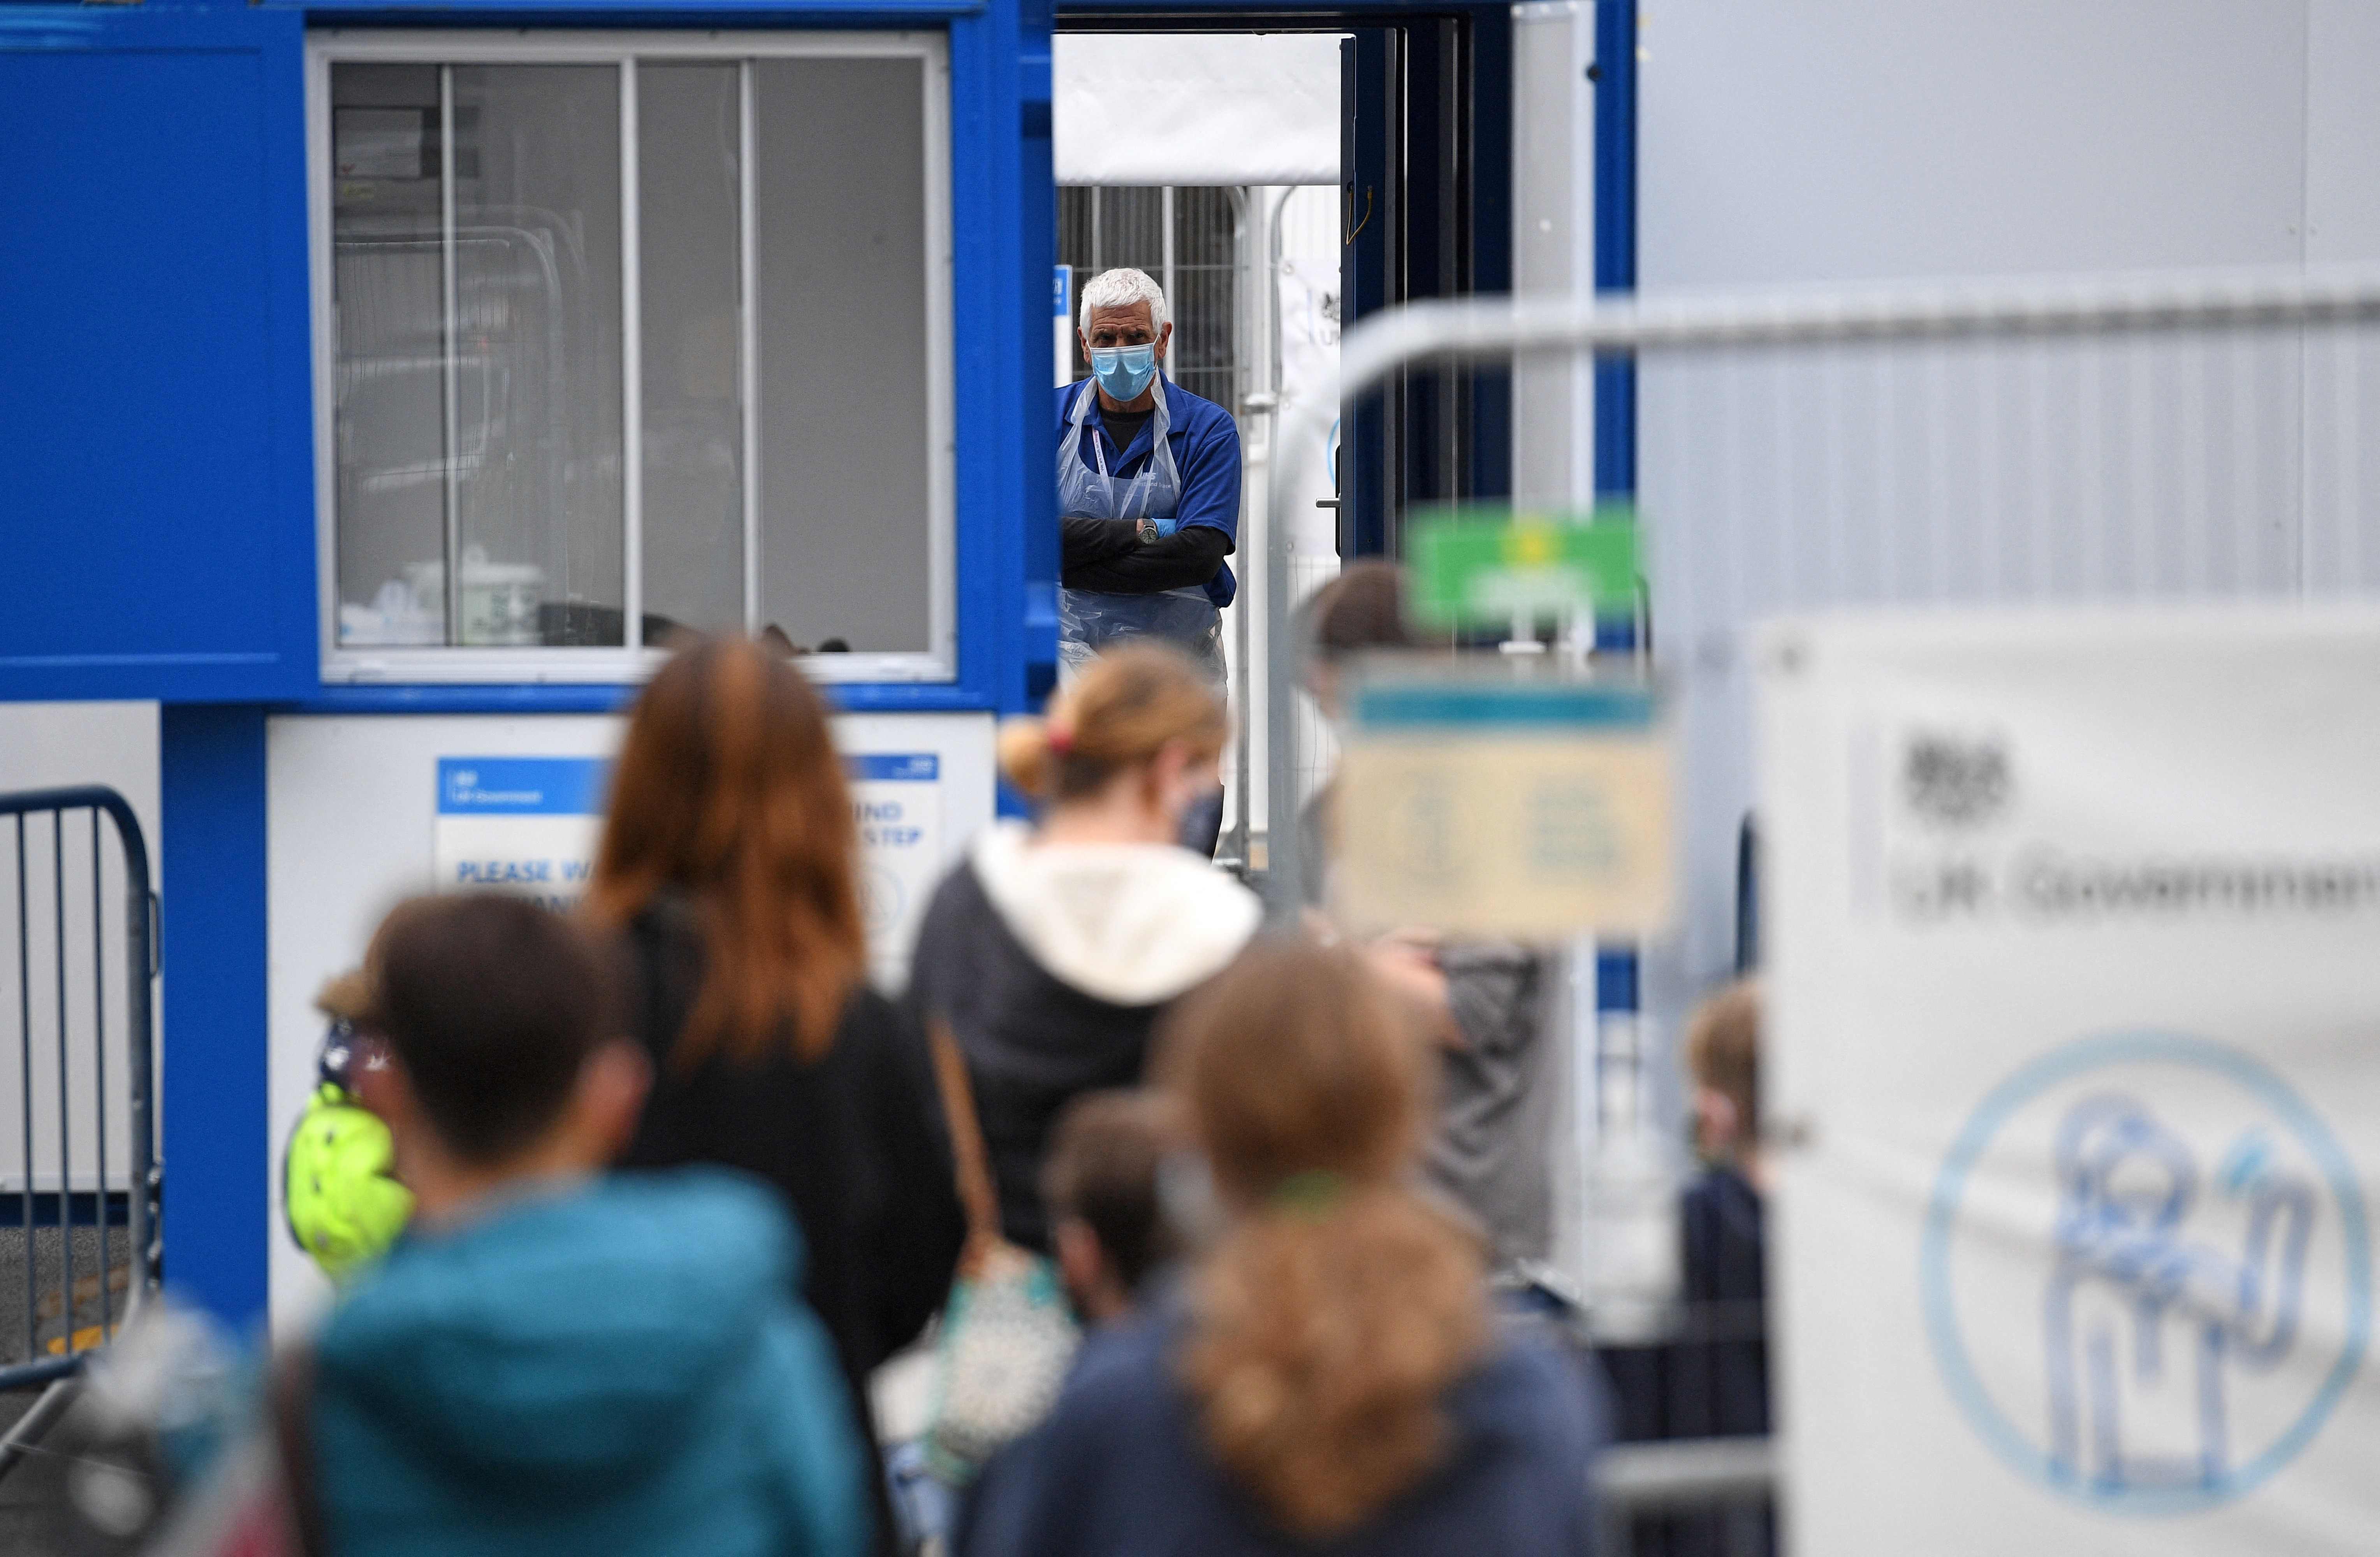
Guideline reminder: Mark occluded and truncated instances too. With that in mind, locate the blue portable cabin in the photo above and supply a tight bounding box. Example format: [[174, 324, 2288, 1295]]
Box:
[[4, 0, 1061, 1327], [0, 0, 1620, 1329]]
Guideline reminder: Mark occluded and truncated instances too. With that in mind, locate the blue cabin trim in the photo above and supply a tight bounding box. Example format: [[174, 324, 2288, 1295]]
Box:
[[0, 9, 318, 704], [160, 706, 274, 1330], [0, 2, 1049, 715]]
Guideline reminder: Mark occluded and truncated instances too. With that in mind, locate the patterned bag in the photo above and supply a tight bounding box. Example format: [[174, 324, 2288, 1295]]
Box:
[[922, 1019, 1079, 1482]]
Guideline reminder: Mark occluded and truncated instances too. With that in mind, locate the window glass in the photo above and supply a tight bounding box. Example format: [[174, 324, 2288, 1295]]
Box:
[[450, 64, 624, 646], [755, 57, 932, 655], [333, 64, 448, 644], [638, 63, 745, 637], [326, 44, 945, 670]]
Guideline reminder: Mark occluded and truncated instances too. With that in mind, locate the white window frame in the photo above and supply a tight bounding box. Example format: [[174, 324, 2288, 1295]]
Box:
[[308, 29, 958, 685]]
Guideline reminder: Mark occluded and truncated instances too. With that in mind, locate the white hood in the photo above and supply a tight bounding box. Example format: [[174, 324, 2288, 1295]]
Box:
[[970, 822, 1261, 1007]]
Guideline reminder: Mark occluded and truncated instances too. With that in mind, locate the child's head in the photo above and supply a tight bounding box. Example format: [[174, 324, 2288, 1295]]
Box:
[[1685, 978, 1761, 1162], [356, 894, 647, 1217], [1297, 560, 1415, 717], [1041, 1090, 1183, 1325]]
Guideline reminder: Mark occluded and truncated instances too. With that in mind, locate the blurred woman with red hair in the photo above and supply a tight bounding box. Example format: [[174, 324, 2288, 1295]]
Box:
[[591, 636, 964, 1554]]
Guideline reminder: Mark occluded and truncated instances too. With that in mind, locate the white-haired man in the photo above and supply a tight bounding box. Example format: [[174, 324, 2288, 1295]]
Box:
[[1057, 267, 1242, 687]]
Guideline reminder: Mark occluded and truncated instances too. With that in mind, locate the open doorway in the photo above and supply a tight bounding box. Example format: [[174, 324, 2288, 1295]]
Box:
[[1053, 32, 1346, 868]]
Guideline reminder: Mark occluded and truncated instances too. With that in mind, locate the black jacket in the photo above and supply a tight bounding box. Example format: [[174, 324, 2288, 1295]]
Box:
[[902, 832, 1260, 1254], [616, 898, 965, 1528], [902, 861, 1159, 1253]]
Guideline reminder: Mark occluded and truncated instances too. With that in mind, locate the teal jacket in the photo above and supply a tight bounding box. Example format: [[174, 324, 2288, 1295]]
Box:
[[311, 1169, 867, 1557]]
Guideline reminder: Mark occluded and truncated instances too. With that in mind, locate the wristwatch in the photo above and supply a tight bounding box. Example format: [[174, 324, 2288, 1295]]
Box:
[[1135, 516, 1161, 545]]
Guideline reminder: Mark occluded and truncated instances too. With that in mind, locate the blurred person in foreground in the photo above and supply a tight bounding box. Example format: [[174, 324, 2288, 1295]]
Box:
[[1039, 1089, 1185, 1326], [952, 1090, 1185, 1555], [590, 635, 965, 1553], [966, 938, 1601, 1557], [1680, 979, 1769, 1440], [1300, 562, 1561, 1289], [905, 642, 1259, 1254], [320, 894, 865, 1557]]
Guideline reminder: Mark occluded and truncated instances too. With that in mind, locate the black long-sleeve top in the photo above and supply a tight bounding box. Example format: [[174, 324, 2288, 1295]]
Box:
[[616, 896, 965, 1555], [1061, 515, 1230, 594]]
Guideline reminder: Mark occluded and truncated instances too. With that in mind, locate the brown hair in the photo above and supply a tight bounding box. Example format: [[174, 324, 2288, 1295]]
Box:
[[364, 894, 616, 1164], [1685, 978, 1761, 1144], [1041, 1090, 1185, 1296], [997, 641, 1228, 802], [1160, 938, 1486, 1539], [313, 969, 372, 1025], [588, 636, 865, 1065], [1302, 559, 1416, 664]]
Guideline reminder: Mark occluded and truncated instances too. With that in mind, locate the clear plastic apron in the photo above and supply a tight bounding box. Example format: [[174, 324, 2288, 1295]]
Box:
[[1057, 383, 1226, 683]]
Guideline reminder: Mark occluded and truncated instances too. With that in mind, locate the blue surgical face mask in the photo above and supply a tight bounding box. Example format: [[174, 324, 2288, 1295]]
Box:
[[1090, 343, 1159, 402]]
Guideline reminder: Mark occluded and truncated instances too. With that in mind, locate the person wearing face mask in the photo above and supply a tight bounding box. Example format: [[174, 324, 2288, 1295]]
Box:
[[1057, 267, 1244, 689]]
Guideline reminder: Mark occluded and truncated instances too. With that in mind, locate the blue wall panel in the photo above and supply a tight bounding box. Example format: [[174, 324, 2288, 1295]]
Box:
[[1592, 0, 1636, 498], [0, 11, 314, 703], [951, 0, 1051, 717], [160, 705, 271, 1331]]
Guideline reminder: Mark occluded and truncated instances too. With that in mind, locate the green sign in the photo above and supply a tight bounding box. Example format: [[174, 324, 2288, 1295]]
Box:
[[1408, 505, 1639, 627]]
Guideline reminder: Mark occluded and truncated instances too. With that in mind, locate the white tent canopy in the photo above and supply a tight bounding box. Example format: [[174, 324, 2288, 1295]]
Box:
[[1054, 33, 1342, 186]]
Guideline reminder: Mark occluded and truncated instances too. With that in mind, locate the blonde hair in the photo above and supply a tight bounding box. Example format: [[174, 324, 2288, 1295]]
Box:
[[998, 643, 1228, 802], [1685, 978, 1761, 1144], [1158, 938, 1486, 1539]]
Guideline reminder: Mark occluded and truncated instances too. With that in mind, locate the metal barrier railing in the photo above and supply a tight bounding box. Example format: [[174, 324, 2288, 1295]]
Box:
[[0, 787, 160, 1396], [1595, 1435, 1776, 1557], [1268, 265, 2380, 1555], [1263, 262, 2380, 920]]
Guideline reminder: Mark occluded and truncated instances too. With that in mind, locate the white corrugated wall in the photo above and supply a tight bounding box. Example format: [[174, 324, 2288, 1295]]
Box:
[[1635, 0, 2380, 1073]]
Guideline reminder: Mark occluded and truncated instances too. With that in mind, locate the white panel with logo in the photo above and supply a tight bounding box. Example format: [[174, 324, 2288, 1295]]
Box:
[[264, 710, 994, 1329], [1759, 607, 2380, 1553]]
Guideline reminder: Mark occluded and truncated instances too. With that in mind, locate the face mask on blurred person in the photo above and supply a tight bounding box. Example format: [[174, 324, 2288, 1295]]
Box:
[[1091, 343, 1159, 402]]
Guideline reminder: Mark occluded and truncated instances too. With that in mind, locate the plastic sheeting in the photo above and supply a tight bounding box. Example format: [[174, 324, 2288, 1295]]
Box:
[[1054, 33, 1341, 187]]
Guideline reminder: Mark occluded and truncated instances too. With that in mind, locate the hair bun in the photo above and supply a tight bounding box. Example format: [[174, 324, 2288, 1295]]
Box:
[[996, 715, 1057, 798]]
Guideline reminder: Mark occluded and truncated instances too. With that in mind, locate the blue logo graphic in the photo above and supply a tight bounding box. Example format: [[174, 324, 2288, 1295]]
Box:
[[437, 757, 610, 816], [1922, 1033, 2370, 1514]]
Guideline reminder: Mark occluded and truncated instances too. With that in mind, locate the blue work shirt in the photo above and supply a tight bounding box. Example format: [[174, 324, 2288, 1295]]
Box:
[[1056, 377, 1242, 608]]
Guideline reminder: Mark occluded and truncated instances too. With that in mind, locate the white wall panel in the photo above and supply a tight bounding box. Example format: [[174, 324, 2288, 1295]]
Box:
[[265, 709, 995, 1330], [1632, 1, 2380, 1062], [2306, 0, 2380, 267], [1639, 1, 2307, 289]]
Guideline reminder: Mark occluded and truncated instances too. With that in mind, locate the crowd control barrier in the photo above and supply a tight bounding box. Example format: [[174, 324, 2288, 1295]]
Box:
[[0, 787, 161, 1420]]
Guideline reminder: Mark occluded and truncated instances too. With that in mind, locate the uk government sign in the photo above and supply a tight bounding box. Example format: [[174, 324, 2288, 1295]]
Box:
[[1759, 608, 2380, 1553]]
